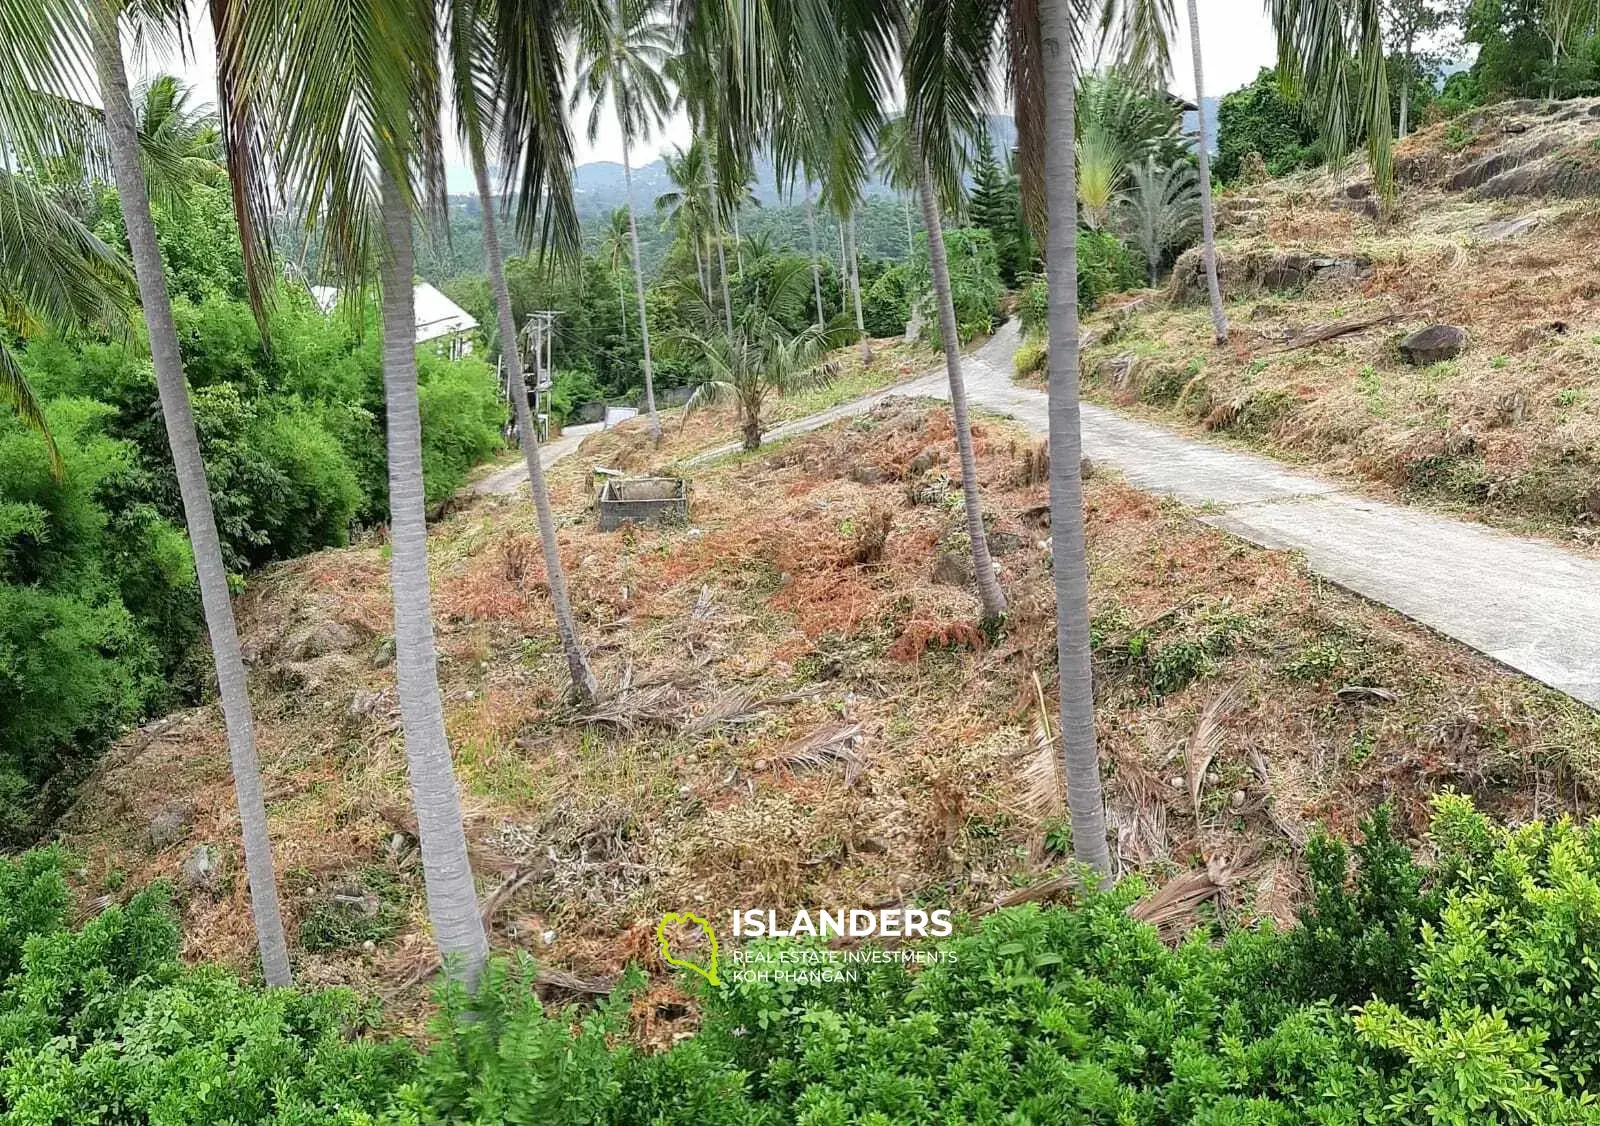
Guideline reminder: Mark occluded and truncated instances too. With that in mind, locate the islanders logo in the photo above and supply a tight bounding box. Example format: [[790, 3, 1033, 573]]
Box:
[[657, 911, 720, 985]]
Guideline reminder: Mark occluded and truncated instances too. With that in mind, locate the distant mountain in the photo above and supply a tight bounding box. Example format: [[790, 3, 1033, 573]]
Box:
[[569, 114, 1021, 220]]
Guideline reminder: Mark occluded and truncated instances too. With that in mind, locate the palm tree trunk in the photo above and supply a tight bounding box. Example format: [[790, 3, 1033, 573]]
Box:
[[912, 145, 1007, 624], [804, 180, 825, 327], [92, 7, 292, 987], [903, 194, 915, 259], [469, 130, 597, 705], [693, 236, 710, 312], [1041, 0, 1111, 879], [847, 209, 870, 364], [1398, 40, 1412, 139], [379, 167, 490, 988], [617, 271, 629, 342], [1187, 0, 1228, 345], [712, 210, 734, 334], [621, 140, 661, 439]]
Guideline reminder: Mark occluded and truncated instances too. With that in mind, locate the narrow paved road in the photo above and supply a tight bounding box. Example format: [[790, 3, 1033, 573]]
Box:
[[469, 422, 605, 496], [687, 322, 1600, 709]]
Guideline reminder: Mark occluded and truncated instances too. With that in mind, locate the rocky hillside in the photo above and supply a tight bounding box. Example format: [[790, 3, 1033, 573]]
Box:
[[1076, 96, 1600, 544]]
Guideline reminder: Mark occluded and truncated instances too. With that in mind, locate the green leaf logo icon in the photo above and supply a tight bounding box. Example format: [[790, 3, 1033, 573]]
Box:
[[657, 911, 720, 985]]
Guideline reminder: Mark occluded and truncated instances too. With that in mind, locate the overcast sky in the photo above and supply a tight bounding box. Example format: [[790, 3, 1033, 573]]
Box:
[[146, 0, 1278, 174]]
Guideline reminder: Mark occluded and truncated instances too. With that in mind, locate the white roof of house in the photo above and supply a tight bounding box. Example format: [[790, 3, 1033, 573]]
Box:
[[309, 282, 478, 345]]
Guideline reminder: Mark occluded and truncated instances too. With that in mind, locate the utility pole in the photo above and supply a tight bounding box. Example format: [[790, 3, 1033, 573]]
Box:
[[524, 310, 560, 443]]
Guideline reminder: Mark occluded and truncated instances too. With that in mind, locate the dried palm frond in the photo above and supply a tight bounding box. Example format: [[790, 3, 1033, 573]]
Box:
[[782, 722, 866, 785], [1109, 749, 1170, 867], [582, 682, 684, 730], [1128, 848, 1258, 940], [1185, 683, 1244, 822], [1019, 672, 1066, 820]]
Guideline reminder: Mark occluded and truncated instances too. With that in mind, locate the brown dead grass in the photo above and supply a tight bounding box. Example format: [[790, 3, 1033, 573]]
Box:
[[59, 400, 1600, 1028], [1075, 117, 1600, 545]]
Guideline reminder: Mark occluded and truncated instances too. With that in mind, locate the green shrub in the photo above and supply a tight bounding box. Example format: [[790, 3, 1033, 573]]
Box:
[[1015, 231, 1143, 335], [1013, 337, 1048, 377], [22, 801, 1600, 1123], [0, 405, 193, 840], [416, 352, 505, 507], [548, 368, 605, 425], [862, 263, 916, 338], [1078, 229, 1144, 310]]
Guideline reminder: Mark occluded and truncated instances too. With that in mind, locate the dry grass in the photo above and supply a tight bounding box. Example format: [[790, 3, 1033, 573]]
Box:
[[59, 397, 1600, 1028], [1074, 105, 1600, 545]]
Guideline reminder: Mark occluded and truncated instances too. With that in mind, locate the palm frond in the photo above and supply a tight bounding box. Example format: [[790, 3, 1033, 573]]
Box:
[[904, 0, 1007, 208], [485, 0, 579, 260], [1096, 0, 1174, 85], [0, 343, 64, 477], [206, 0, 281, 329], [0, 0, 96, 167], [1270, 0, 1393, 202], [235, 0, 445, 296], [0, 170, 133, 336]]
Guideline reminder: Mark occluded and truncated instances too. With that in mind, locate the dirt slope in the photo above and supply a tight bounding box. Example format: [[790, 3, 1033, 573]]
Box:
[[57, 395, 1597, 1026], [1073, 97, 1600, 544]]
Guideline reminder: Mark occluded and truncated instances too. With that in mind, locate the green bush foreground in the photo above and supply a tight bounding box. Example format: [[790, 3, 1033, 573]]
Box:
[[6, 796, 1600, 1123]]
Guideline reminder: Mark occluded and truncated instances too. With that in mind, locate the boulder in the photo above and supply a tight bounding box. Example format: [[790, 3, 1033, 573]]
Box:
[[181, 844, 222, 891], [147, 804, 192, 850], [931, 549, 974, 588], [372, 636, 396, 669], [286, 618, 360, 660], [1398, 325, 1467, 365]]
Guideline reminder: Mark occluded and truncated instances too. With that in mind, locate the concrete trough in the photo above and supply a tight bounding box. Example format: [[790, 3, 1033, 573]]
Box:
[[597, 476, 688, 531]]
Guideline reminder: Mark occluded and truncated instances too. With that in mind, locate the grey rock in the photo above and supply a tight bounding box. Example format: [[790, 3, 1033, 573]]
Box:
[[1399, 325, 1467, 366], [148, 804, 192, 850], [328, 881, 382, 919], [988, 530, 1024, 556], [372, 637, 396, 669], [286, 618, 360, 660], [907, 449, 939, 477], [931, 549, 974, 588], [1472, 215, 1541, 242], [850, 465, 887, 486], [181, 844, 221, 891]]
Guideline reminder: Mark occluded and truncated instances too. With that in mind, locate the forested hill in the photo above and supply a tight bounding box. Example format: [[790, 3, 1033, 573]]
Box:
[[568, 114, 1022, 218]]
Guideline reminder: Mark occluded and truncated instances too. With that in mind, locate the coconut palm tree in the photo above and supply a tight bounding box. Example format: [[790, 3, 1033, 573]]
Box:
[[131, 74, 223, 210], [675, 258, 832, 450], [597, 207, 632, 341], [236, 0, 491, 987], [571, 0, 674, 440], [906, 0, 1173, 876], [85, 0, 294, 983], [656, 140, 716, 317], [901, 12, 1008, 626], [446, 0, 598, 705], [1038, 0, 1111, 877], [801, 177, 826, 327], [1184, 0, 1227, 343]]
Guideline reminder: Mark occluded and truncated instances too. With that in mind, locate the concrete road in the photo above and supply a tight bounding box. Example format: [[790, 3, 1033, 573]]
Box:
[[687, 321, 1600, 708], [469, 422, 605, 496]]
